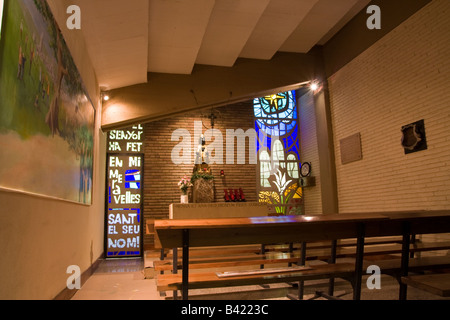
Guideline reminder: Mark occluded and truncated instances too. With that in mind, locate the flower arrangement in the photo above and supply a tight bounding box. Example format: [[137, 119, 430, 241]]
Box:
[[178, 175, 192, 195], [190, 170, 214, 184]]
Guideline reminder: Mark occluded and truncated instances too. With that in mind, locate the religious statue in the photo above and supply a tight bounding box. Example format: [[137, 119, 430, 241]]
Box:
[[192, 134, 214, 203], [194, 134, 212, 174]]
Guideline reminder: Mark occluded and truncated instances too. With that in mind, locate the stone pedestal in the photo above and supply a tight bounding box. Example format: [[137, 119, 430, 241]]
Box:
[[193, 179, 214, 203], [169, 202, 269, 219]]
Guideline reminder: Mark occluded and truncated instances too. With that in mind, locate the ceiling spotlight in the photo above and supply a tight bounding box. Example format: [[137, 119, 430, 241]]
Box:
[[310, 82, 319, 91], [103, 94, 109, 101]]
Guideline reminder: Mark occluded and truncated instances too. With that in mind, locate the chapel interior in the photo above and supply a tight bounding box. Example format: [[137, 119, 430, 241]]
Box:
[[0, 0, 449, 301]]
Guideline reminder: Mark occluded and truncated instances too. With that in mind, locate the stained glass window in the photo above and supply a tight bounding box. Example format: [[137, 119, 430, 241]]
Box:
[[272, 140, 285, 168], [287, 154, 299, 179], [254, 90, 303, 215], [259, 151, 271, 188]]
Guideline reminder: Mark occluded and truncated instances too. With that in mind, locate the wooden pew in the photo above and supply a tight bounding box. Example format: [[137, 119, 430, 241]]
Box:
[[375, 211, 450, 299], [151, 234, 450, 278], [152, 237, 405, 299], [401, 273, 450, 297], [154, 213, 389, 300], [154, 238, 450, 299], [156, 263, 356, 293], [150, 211, 450, 300]]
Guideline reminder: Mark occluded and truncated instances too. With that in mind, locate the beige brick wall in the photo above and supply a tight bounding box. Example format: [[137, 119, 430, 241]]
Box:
[[328, 0, 450, 213], [299, 92, 323, 215]]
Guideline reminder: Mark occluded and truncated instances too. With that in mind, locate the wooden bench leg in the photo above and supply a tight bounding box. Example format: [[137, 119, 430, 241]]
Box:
[[258, 244, 271, 289], [260, 244, 265, 269], [160, 248, 165, 275], [410, 234, 416, 259], [291, 239, 343, 301], [310, 290, 343, 300], [328, 239, 337, 296], [353, 223, 365, 300], [288, 242, 294, 267], [287, 241, 307, 300], [172, 247, 178, 300], [399, 222, 411, 300], [157, 247, 167, 297], [182, 229, 190, 300], [298, 242, 307, 299]]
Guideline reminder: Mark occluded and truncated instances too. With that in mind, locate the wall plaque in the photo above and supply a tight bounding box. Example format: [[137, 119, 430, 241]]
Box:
[[401, 119, 427, 154], [340, 133, 362, 164]]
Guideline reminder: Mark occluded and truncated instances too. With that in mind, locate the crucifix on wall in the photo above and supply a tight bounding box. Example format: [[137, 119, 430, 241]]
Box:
[[200, 108, 221, 130], [208, 112, 217, 129]]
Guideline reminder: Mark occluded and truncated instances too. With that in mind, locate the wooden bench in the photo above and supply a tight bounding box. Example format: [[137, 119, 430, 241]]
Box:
[[401, 273, 450, 297], [156, 263, 356, 293], [377, 211, 450, 299], [154, 213, 391, 300], [156, 258, 450, 299], [162, 237, 404, 259], [153, 210, 450, 300], [153, 238, 450, 273], [152, 237, 404, 299]]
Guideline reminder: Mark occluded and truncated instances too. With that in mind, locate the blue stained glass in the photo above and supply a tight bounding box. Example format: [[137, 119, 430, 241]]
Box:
[[125, 170, 141, 182], [284, 126, 299, 158], [125, 182, 141, 189], [253, 103, 263, 117], [278, 105, 296, 119], [254, 90, 300, 168], [254, 90, 302, 213], [254, 92, 296, 132], [255, 121, 270, 152], [257, 92, 290, 115]]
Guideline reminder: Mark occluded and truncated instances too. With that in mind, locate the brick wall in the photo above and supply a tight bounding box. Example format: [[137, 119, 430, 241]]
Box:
[[143, 101, 257, 247], [327, 0, 450, 213], [298, 92, 323, 215]]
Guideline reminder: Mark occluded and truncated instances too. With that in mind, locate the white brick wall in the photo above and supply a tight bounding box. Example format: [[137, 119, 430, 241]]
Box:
[[328, 0, 450, 213], [299, 92, 323, 215]]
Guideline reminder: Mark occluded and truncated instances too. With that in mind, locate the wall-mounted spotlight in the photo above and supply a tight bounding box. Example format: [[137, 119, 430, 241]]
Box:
[[101, 91, 110, 102], [309, 80, 322, 94]]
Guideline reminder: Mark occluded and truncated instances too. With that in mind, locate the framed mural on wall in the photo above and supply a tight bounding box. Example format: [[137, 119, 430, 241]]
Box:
[[0, 0, 95, 205], [0, 0, 4, 39]]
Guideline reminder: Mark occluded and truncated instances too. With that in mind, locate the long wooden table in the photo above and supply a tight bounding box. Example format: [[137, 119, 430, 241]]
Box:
[[153, 210, 450, 300]]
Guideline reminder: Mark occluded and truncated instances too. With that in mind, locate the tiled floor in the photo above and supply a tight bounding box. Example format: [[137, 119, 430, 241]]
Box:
[[71, 256, 163, 300], [71, 250, 450, 300]]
